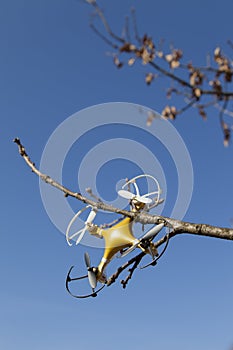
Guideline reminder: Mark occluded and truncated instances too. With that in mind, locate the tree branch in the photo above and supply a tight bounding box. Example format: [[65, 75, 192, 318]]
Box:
[[14, 138, 233, 242], [84, 1, 233, 144]]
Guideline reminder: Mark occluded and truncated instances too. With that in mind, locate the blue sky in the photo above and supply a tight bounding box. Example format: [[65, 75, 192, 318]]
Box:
[[1, 1, 233, 349]]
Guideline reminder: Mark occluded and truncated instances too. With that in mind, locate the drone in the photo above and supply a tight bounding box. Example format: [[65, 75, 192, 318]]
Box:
[[65, 174, 169, 298]]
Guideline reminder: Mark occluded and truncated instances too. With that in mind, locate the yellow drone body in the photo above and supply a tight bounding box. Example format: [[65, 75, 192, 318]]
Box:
[[96, 217, 137, 280], [87, 217, 160, 283]]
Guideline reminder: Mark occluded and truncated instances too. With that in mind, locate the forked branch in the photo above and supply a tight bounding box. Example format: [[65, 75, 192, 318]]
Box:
[[84, 0, 233, 145]]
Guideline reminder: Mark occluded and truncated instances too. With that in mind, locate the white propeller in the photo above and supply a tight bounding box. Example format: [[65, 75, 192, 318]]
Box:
[[66, 205, 97, 246], [118, 189, 152, 204], [118, 174, 161, 206], [84, 252, 97, 291], [121, 223, 164, 258]]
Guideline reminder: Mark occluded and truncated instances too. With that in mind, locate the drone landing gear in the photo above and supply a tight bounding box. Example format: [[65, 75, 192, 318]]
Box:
[[66, 253, 105, 299], [66, 266, 105, 298]]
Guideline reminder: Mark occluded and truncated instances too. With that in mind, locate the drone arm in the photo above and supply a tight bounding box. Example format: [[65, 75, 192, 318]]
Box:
[[87, 224, 103, 238]]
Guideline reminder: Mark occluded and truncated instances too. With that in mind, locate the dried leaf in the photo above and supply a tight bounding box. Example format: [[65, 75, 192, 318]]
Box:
[[193, 88, 202, 99], [222, 121, 230, 146], [224, 138, 230, 147], [209, 79, 222, 93], [145, 73, 154, 85], [187, 62, 194, 72], [119, 43, 133, 53], [214, 47, 221, 58], [165, 49, 182, 68], [148, 40, 155, 51], [141, 48, 150, 64], [157, 51, 163, 58], [190, 70, 203, 86], [173, 49, 183, 60], [113, 56, 123, 68], [130, 44, 136, 51], [128, 57, 136, 66], [190, 73, 196, 87], [165, 54, 173, 63], [219, 63, 229, 72], [142, 34, 155, 50], [171, 60, 180, 69], [146, 111, 156, 126], [171, 106, 177, 115], [162, 105, 177, 120], [198, 107, 207, 120]]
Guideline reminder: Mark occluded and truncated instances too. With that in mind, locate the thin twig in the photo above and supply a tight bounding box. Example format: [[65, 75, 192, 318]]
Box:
[[106, 252, 145, 286], [121, 254, 144, 288], [90, 1, 125, 43], [177, 99, 197, 115], [86, 187, 103, 203], [85, 1, 233, 125], [131, 7, 141, 43], [219, 98, 231, 146], [90, 23, 119, 49], [123, 15, 131, 42]]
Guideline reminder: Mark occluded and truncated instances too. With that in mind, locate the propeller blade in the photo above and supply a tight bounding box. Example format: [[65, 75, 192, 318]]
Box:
[[84, 252, 97, 290], [84, 252, 91, 268], [118, 190, 152, 204], [85, 209, 97, 224], [121, 224, 164, 258], [73, 209, 97, 245], [74, 226, 87, 245], [118, 190, 134, 200], [141, 223, 164, 241], [121, 242, 139, 257], [88, 270, 97, 289], [135, 196, 152, 204]]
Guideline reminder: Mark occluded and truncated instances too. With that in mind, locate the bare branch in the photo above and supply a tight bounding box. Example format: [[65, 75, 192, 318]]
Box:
[[177, 98, 197, 116], [14, 138, 233, 242], [131, 7, 141, 43], [106, 252, 145, 287], [120, 254, 144, 288], [219, 98, 231, 146], [85, 1, 233, 142], [86, 187, 103, 203], [88, 0, 125, 43], [90, 23, 119, 49]]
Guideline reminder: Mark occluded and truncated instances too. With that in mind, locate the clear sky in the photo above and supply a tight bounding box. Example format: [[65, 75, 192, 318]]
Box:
[[1, 1, 233, 349]]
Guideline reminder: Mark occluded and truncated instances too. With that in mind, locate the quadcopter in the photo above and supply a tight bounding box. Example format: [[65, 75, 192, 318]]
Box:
[[65, 174, 169, 298]]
